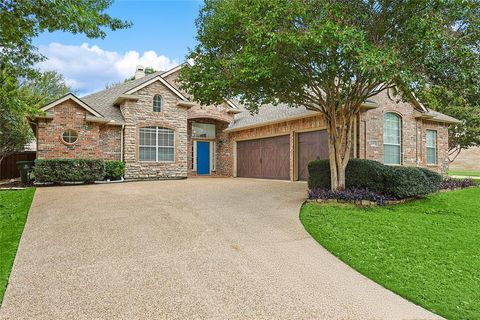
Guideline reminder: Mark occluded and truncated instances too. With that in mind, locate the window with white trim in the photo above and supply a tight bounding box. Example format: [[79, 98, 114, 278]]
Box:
[[153, 95, 162, 112], [192, 122, 215, 139], [383, 113, 402, 165], [139, 127, 174, 162], [426, 130, 437, 165]]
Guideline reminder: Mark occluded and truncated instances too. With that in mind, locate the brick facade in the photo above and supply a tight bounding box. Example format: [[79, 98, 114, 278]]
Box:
[[359, 92, 448, 173], [36, 70, 451, 181], [187, 118, 233, 177], [227, 91, 449, 180], [36, 100, 121, 160]]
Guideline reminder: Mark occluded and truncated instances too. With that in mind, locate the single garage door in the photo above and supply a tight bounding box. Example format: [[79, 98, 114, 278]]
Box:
[[237, 135, 290, 180], [297, 130, 329, 181]]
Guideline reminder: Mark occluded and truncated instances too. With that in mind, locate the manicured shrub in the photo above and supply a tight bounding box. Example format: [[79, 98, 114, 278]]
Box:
[[440, 178, 477, 190], [105, 160, 125, 180], [308, 187, 392, 205], [345, 159, 387, 191], [308, 158, 442, 199], [418, 167, 443, 193], [34, 159, 105, 183], [383, 166, 434, 199], [308, 159, 330, 189]]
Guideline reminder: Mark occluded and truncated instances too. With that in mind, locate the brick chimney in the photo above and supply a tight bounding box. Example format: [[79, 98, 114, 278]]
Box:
[[134, 65, 146, 79]]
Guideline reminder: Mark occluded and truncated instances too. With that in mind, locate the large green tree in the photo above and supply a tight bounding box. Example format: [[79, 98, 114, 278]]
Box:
[[0, 0, 131, 77], [0, 69, 71, 167], [0, 0, 131, 120], [420, 86, 480, 162], [180, 0, 480, 190]]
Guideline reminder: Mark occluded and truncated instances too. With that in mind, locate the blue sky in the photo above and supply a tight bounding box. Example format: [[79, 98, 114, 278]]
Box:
[[34, 0, 203, 95]]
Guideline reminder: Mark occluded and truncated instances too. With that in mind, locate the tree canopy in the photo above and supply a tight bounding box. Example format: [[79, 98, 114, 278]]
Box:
[[0, 0, 131, 77], [0, 69, 70, 164], [0, 0, 131, 123], [181, 0, 480, 190]]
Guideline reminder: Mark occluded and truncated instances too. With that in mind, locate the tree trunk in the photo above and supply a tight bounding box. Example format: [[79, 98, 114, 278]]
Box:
[[326, 114, 354, 191]]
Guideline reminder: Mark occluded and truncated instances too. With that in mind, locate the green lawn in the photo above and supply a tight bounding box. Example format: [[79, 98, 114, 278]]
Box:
[[449, 170, 480, 177], [300, 188, 480, 320], [0, 188, 35, 304]]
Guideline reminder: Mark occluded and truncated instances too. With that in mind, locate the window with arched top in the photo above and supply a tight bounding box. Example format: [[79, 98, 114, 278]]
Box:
[[153, 95, 162, 112], [383, 113, 402, 165], [139, 126, 174, 162]]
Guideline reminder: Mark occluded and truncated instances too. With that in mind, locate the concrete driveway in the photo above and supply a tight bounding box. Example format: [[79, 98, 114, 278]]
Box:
[[0, 178, 438, 319]]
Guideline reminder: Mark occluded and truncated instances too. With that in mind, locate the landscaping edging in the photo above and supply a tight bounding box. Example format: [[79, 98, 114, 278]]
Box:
[[307, 185, 479, 206], [33, 178, 125, 187], [306, 198, 413, 207]]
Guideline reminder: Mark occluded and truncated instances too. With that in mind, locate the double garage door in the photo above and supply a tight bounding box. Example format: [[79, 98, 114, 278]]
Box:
[[236, 130, 328, 180]]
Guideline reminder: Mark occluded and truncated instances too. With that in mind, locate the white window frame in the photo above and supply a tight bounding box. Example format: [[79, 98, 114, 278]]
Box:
[[426, 129, 437, 165], [153, 95, 162, 112], [192, 140, 216, 173], [383, 112, 402, 165], [211, 141, 216, 172], [139, 126, 175, 162], [192, 122, 216, 139]]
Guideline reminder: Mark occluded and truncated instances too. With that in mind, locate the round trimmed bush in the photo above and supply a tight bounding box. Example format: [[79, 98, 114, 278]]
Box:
[[308, 158, 442, 199]]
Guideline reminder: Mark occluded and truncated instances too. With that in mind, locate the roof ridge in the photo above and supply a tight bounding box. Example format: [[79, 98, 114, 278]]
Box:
[[81, 70, 165, 99]]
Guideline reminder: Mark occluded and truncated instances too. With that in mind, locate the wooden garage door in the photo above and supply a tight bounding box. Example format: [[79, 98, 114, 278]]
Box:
[[237, 135, 290, 180], [297, 130, 329, 181]]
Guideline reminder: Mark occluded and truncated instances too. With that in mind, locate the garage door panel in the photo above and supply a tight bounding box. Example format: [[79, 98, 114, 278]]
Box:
[[298, 130, 328, 181], [237, 135, 290, 180]]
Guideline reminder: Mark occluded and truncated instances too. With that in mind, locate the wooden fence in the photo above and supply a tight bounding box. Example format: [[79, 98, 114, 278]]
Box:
[[0, 152, 36, 180]]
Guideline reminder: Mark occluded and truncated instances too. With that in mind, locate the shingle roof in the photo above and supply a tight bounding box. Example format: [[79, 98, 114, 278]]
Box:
[[226, 101, 461, 131], [74, 68, 461, 128], [425, 108, 462, 124], [226, 103, 318, 131], [81, 70, 165, 122]]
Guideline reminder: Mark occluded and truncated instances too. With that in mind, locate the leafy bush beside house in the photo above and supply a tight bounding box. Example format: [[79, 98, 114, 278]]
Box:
[[104, 160, 125, 180], [308, 159, 442, 199], [34, 159, 105, 183]]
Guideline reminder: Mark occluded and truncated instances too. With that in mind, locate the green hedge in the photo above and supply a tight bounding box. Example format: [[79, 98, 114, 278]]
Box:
[[307, 159, 331, 189], [308, 159, 442, 199], [34, 159, 105, 183], [105, 160, 125, 180]]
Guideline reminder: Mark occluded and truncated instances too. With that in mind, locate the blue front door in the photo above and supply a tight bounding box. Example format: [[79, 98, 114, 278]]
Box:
[[197, 142, 210, 175]]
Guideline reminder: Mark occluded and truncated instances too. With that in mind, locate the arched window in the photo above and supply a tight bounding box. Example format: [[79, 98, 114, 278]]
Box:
[[139, 126, 174, 162], [383, 113, 402, 165], [153, 95, 162, 112]]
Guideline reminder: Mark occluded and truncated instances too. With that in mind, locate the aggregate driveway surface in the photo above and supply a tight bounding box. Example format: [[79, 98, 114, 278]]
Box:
[[0, 178, 439, 319]]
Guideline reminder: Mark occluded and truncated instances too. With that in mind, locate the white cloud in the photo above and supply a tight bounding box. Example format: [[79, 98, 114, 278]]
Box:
[[37, 43, 180, 96]]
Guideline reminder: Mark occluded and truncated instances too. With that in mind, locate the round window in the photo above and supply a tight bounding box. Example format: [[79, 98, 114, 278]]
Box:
[[61, 129, 78, 144]]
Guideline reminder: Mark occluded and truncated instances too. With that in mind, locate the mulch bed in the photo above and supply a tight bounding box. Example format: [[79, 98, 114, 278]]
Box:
[[0, 179, 33, 190]]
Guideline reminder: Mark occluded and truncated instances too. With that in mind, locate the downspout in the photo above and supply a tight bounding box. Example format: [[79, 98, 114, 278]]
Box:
[[121, 125, 125, 161]]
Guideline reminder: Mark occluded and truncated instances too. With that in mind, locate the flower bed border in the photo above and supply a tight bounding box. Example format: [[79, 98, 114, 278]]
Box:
[[307, 185, 479, 207]]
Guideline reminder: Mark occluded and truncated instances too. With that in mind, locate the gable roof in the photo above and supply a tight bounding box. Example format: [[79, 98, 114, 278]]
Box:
[[40, 93, 103, 118], [124, 75, 189, 100], [81, 70, 166, 122]]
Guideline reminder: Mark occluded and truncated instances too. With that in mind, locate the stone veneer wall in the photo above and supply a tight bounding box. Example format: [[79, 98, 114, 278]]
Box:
[[36, 100, 121, 160], [120, 81, 188, 179]]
